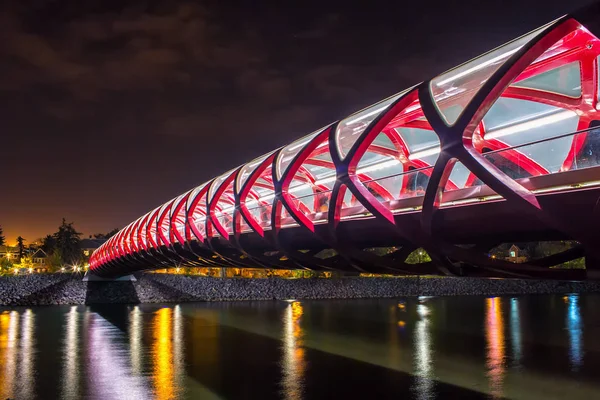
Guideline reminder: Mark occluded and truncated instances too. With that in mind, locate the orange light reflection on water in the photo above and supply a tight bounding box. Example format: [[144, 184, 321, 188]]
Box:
[[152, 308, 174, 400], [486, 297, 505, 399], [0, 311, 18, 398], [282, 301, 306, 399]]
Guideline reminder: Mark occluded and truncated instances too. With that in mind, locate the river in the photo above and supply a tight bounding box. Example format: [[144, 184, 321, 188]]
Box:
[[0, 294, 598, 399]]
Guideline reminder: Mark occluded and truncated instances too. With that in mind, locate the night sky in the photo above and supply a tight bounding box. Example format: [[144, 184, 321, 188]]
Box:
[[0, 0, 593, 244]]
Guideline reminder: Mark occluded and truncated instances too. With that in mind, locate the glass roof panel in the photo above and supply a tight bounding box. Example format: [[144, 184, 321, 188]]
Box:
[[430, 22, 552, 125], [276, 126, 328, 180], [335, 92, 405, 159]]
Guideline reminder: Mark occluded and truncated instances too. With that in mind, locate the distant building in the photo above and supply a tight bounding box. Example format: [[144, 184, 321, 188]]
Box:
[[506, 245, 527, 263], [31, 248, 48, 269], [80, 238, 106, 258]]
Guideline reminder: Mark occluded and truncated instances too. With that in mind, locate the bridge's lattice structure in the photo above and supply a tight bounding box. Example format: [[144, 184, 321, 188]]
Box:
[[91, 5, 600, 279]]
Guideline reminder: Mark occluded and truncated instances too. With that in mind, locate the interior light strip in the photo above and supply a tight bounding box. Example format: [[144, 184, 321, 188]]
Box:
[[435, 47, 521, 86]]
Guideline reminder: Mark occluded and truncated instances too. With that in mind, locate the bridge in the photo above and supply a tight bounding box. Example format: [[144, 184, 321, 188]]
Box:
[[90, 5, 600, 280]]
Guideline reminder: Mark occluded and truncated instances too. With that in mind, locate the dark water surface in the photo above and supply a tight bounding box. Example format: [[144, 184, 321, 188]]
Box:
[[0, 294, 599, 399]]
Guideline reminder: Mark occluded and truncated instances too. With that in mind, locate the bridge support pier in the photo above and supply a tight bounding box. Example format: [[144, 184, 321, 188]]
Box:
[[82, 272, 137, 282]]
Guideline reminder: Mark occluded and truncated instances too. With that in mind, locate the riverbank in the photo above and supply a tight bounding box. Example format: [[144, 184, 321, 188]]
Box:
[[1, 273, 600, 306]]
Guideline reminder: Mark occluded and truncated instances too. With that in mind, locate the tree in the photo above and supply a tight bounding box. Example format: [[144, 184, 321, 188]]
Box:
[[20, 256, 33, 270], [16, 236, 25, 262], [0, 257, 12, 273], [0, 225, 4, 247], [93, 228, 119, 240], [405, 248, 432, 264], [42, 234, 57, 254], [47, 249, 63, 273], [54, 218, 82, 265]]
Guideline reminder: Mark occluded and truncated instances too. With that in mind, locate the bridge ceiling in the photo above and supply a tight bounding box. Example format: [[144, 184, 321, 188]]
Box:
[[90, 9, 600, 278]]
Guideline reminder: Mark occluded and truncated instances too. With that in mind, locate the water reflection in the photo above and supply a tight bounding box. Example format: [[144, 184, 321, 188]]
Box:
[[20, 309, 35, 399], [0, 295, 598, 399], [62, 306, 79, 399], [129, 306, 143, 375], [281, 301, 306, 399], [0, 311, 19, 398], [485, 297, 505, 398], [566, 294, 583, 371], [173, 305, 185, 394], [0, 309, 37, 399], [152, 306, 185, 399], [412, 301, 434, 400], [510, 298, 522, 368], [87, 312, 151, 398]]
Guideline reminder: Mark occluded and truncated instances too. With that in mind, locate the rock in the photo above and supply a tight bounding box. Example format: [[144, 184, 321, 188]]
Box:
[[1, 273, 600, 306]]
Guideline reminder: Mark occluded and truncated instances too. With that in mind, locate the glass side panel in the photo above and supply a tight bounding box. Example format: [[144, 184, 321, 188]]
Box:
[[512, 62, 581, 97], [189, 191, 208, 240], [244, 204, 272, 232], [448, 162, 472, 189], [483, 98, 579, 172], [241, 160, 275, 232], [280, 205, 300, 229], [213, 180, 236, 237], [341, 168, 432, 220], [129, 220, 140, 250], [276, 127, 325, 180], [237, 152, 273, 192], [186, 183, 208, 212], [138, 214, 149, 249], [335, 92, 404, 160], [158, 202, 172, 244], [239, 214, 252, 234], [169, 192, 188, 218], [357, 154, 404, 196], [430, 24, 548, 125], [284, 139, 337, 221], [442, 128, 600, 199], [146, 208, 160, 248], [597, 55, 600, 108], [172, 203, 187, 243], [208, 169, 236, 203], [292, 190, 332, 224], [122, 223, 133, 251]]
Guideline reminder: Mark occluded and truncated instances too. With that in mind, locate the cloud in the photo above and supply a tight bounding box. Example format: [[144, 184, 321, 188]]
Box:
[[0, 0, 413, 141]]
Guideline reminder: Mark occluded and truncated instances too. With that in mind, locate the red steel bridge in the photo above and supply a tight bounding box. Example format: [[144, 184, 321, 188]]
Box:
[[90, 5, 600, 279]]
